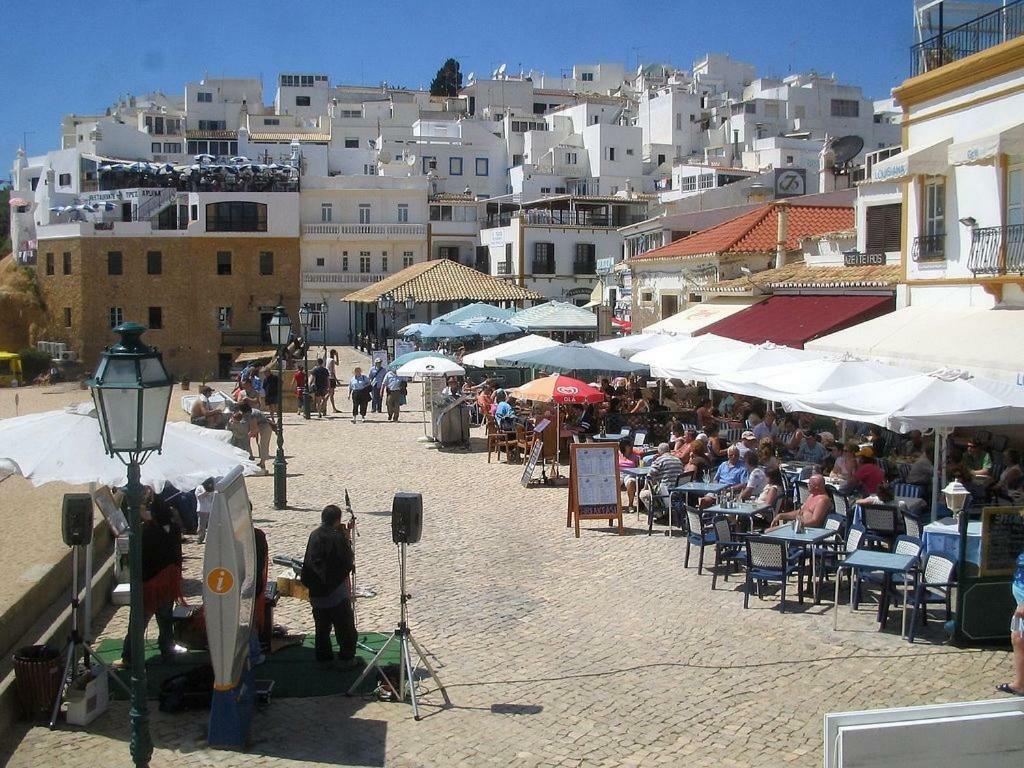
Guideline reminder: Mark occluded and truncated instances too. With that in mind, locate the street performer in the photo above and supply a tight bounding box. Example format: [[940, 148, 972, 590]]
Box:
[[301, 504, 360, 668]]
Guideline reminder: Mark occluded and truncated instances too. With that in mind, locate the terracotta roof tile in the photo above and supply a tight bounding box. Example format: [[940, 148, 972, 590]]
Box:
[[345, 259, 543, 304], [709, 263, 902, 292], [631, 202, 855, 262]]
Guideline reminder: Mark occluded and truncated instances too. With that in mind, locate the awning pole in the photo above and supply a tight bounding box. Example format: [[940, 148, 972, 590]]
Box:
[[931, 427, 942, 521]]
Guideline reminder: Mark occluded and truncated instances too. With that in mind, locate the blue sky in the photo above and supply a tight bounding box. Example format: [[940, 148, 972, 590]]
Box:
[[1, 0, 912, 174]]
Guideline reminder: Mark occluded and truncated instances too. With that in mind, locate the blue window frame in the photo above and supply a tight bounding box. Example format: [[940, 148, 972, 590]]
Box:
[[475, 157, 489, 176], [449, 157, 463, 176]]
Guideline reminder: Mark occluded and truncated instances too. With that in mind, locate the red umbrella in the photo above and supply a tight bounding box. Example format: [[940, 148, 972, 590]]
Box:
[[510, 373, 605, 404], [611, 317, 632, 331]]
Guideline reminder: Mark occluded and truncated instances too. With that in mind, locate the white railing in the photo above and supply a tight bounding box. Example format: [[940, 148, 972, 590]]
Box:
[[136, 189, 178, 222], [303, 223, 427, 237], [302, 272, 384, 285]]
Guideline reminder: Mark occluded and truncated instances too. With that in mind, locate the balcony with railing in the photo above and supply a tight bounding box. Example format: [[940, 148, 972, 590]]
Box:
[[531, 255, 555, 275], [968, 224, 1024, 275], [911, 233, 947, 262], [302, 222, 427, 239], [911, 0, 1024, 77], [573, 257, 596, 276]]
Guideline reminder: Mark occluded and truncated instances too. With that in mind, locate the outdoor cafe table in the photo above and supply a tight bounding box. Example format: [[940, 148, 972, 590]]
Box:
[[670, 481, 730, 534], [833, 550, 919, 639], [922, 517, 982, 566], [763, 526, 838, 604], [704, 501, 772, 533]]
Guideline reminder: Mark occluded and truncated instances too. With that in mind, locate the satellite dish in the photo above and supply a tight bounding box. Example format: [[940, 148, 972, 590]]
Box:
[[367, 139, 377, 150], [831, 135, 864, 167], [497, 63, 506, 76], [378, 150, 392, 164], [467, 71, 475, 82], [405, 153, 417, 167]]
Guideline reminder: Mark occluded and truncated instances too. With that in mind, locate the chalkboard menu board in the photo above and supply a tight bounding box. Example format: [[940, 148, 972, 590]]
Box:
[[979, 507, 1024, 577], [521, 438, 544, 487]]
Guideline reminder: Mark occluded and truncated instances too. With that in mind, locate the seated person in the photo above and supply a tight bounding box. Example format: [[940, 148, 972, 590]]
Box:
[[703, 426, 728, 464], [684, 438, 710, 476], [190, 385, 226, 428], [753, 411, 778, 442], [795, 431, 828, 465], [751, 467, 784, 527], [638, 443, 684, 511], [855, 481, 896, 507], [734, 430, 758, 460], [769, 474, 833, 530], [841, 447, 885, 497], [738, 451, 768, 502], [604, 399, 627, 435], [830, 443, 858, 484], [781, 416, 806, 456], [695, 398, 718, 430], [628, 388, 650, 414], [618, 438, 640, 508], [698, 447, 749, 508], [905, 448, 934, 487], [758, 439, 780, 472], [493, 391, 516, 431], [994, 449, 1023, 499], [672, 429, 698, 461], [963, 440, 994, 490]]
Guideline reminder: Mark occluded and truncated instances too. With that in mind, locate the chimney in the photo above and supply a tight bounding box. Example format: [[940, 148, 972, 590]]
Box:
[[775, 201, 789, 269]]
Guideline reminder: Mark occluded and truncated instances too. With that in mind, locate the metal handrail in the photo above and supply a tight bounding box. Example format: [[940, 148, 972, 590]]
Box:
[[912, 1, 1024, 76], [911, 233, 946, 262]]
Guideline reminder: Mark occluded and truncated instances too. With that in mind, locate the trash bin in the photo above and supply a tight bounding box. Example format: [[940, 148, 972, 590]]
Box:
[[12, 645, 62, 720]]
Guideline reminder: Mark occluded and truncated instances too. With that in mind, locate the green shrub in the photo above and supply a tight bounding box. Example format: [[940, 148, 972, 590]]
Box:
[[18, 347, 53, 381]]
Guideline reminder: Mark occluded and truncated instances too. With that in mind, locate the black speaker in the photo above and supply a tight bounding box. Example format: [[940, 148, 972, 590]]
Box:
[[391, 492, 423, 545], [62, 493, 94, 546]]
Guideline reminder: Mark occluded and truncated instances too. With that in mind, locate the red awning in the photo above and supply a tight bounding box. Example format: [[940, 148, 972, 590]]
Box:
[[697, 295, 894, 349]]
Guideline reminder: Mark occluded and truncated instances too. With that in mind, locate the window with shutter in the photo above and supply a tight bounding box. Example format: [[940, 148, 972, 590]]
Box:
[[865, 203, 902, 253]]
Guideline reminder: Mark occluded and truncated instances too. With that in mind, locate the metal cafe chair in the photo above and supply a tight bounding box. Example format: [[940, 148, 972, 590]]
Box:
[[743, 536, 805, 613]]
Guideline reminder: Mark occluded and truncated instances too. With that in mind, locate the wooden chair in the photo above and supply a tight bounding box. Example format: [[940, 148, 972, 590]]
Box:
[[486, 416, 516, 463], [513, 424, 532, 462]]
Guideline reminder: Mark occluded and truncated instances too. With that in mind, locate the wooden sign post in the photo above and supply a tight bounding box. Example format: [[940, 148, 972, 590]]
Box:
[[566, 442, 624, 537]]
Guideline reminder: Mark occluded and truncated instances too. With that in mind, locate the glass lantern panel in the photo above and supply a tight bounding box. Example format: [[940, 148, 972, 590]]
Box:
[[140, 384, 173, 451], [100, 356, 140, 385], [98, 388, 141, 451]]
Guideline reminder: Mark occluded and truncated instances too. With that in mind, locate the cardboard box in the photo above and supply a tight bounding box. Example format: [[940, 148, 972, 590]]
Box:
[[275, 575, 309, 602], [111, 582, 131, 606]]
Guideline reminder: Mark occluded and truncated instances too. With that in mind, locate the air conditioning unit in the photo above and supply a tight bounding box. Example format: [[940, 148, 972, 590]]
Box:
[[59, 350, 78, 362]]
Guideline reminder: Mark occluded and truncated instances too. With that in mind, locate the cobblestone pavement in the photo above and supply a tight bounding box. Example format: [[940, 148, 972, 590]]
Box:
[[0, 351, 1011, 767]]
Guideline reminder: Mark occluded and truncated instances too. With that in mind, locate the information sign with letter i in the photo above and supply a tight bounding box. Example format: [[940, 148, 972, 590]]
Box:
[[566, 442, 624, 537]]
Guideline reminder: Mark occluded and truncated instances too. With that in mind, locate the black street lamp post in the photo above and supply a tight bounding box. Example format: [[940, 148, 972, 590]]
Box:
[[268, 306, 291, 509], [377, 292, 396, 358], [298, 303, 312, 420], [88, 323, 173, 768]]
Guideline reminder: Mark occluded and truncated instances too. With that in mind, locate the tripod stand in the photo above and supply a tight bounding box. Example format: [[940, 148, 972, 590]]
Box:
[[346, 542, 450, 720], [50, 545, 130, 728]]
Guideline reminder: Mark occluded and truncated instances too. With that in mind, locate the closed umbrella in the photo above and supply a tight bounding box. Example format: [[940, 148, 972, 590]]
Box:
[[498, 341, 648, 377], [0, 402, 259, 491]]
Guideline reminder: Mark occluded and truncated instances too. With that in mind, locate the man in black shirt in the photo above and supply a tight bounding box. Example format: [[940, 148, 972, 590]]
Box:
[[301, 505, 358, 666], [310, 358, 330, 418]]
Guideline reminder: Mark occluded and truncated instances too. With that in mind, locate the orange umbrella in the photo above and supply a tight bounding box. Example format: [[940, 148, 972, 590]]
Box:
[[510, 373, 605, 404]]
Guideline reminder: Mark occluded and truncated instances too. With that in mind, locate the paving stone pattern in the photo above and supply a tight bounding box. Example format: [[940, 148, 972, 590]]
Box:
[[0, 351, 1010, 767]]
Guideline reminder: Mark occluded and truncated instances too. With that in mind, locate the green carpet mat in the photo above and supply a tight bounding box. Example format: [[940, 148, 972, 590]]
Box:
[[94, 632, 399, 699]]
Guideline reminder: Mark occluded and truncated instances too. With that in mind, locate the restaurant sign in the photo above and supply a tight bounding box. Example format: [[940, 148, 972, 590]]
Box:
[[843, 251, 886, 267]]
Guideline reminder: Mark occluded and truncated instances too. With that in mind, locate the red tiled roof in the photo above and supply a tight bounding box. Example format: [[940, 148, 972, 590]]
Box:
[[631, 202, 855, 262]]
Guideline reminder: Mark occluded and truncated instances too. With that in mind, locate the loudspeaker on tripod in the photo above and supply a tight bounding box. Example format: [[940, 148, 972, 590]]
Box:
[[62, 493, 94, 546], [391, 492, 422, 545]]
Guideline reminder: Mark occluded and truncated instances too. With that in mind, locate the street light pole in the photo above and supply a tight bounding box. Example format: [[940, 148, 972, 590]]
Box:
[[268, 306, 291, 509], [298, 303, 312, 420], [88, 323, 173, 768]]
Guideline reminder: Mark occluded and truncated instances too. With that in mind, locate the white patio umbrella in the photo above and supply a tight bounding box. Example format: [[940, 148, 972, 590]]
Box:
[[631, 334, 750, 373], [588, 332, 673, 359], [0, 402, 259, 491], [781, 368, 1024, 434], [396, 357, 466, 378], [462, 334, 560, 368], [706, 354, 911, 402], [655, 341, 819, 383]]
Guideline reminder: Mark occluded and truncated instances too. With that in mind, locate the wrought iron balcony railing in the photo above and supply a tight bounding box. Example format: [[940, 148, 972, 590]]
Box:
[[968, 224, 1024, 275], [911, 233, 946, 263], [912, 0, 1024, 77]]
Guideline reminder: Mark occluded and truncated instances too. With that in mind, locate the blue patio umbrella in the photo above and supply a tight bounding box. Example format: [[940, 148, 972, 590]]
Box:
[[417, 321, 477, 341], [458, 319, 523, 339], [388, 350, 456, 372], [497, 341, 649, 377], [398, 323, 432, 337]]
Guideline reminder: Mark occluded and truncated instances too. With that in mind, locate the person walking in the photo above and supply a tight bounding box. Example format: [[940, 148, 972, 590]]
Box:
[[382, 367, 405, 422], [349, 366, 372, 423], [310, 358, 331, 418], [300, 505, 359, 668], [367, 357, 387, 414], [262, 365, 280, 420], [326, 349, 341, 413]]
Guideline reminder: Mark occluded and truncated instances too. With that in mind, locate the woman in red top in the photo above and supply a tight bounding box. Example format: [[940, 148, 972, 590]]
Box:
[[292, 368, 307, 415], [618, 438, 640, 509]]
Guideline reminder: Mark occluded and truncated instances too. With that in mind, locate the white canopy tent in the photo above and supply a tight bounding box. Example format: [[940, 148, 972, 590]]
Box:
[[806, 305, 1024, 385], [651, 341, 817, 383], [462, 334, 561, 368], [588, 332, 673, 359], [707, 355, 911, 402], [508, 301, 597, 333]]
